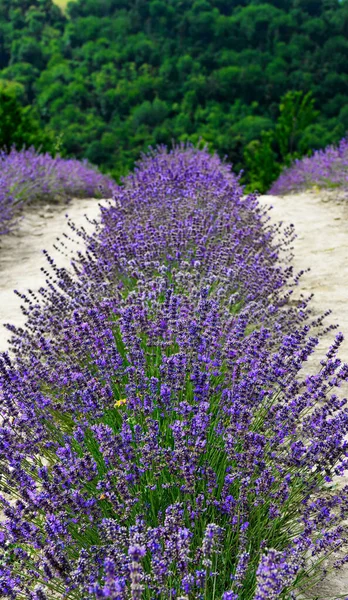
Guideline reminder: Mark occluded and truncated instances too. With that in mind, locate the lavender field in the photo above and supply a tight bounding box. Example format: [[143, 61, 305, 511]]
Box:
[[0, 148, 115, 235], [270, 138, 348, 196], [0, 146, 348, 599]]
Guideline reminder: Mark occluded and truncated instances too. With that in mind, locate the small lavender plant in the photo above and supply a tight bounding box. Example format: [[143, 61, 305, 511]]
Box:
[[0, 147, 115, 235], [270, 137, 348, 195], [0, 146, 347, 599]]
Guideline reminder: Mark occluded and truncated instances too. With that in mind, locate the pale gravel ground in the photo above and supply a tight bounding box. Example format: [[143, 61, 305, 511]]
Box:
[[0, 198, 105, 351], [259, 190, 348, 371], [259, 191, 348, 598], [0, 191, 348, 596]]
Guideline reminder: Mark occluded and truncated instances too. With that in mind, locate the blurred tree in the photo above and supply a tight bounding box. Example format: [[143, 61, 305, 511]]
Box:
[[244, 131, 280, 193], [0, 80, 53, 151], [275, 90, 319, 162], [244, 90, 320, 191]]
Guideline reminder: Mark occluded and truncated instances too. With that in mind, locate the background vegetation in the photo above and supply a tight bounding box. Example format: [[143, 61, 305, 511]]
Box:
[[0, 0, 347, 190]]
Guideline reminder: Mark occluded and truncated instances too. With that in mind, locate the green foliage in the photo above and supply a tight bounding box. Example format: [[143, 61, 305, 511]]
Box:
[[244, 90, 321, 192], [244, 132, 281, 193], [0, 80, 54, 151], [0, 0, 347, 182], [275, 91, 319, 163]]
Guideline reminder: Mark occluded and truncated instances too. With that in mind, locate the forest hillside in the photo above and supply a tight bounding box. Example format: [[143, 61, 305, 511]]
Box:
[[0, 0, 347, 189]]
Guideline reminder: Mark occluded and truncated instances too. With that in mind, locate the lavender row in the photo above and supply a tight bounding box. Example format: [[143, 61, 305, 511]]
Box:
[[270, 137, 348, 195], [0, 147, 347, 599], [0, 147, 115, 235]]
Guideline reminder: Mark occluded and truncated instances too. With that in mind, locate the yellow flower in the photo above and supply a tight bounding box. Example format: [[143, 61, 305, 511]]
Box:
[[114, 398, 127, 408]]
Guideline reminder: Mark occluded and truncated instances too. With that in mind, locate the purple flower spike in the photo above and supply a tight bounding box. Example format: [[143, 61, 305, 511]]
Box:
[[129, 545, 145, 600]]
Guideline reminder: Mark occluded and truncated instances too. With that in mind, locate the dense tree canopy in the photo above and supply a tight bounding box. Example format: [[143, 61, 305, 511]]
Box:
[[0, 80, 54, 151], [0, 0, 347, 188]]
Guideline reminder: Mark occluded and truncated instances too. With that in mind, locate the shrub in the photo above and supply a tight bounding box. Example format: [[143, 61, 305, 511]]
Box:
[[0, 147, 347, 599], [0, 147, 115, 234], [270, 137, 348, 195]]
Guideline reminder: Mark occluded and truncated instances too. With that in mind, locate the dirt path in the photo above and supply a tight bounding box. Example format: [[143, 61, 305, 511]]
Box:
[[260, 191, 348, 598], [0, 198, 105, 352], [260, 191, 348, 369]]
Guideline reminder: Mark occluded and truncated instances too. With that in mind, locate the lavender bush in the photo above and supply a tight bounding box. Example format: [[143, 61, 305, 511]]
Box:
[[0, 147, 115, 235], [270, 137, 348, 195], [0, 146, 348, 599]]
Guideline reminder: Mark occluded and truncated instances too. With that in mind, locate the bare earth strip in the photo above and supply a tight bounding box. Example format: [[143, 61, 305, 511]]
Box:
[[260, 191, 348, 598], [260, 191, 348, 371], [0, 192, 348, 595], [0, 198, 105, 352]]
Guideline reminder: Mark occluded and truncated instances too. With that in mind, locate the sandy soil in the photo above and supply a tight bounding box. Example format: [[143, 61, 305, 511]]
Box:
[[259, 191, 348, 598], [0, 198, 105, 351], [0, 191, 348, 595], [259, 190, 348, 370]]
